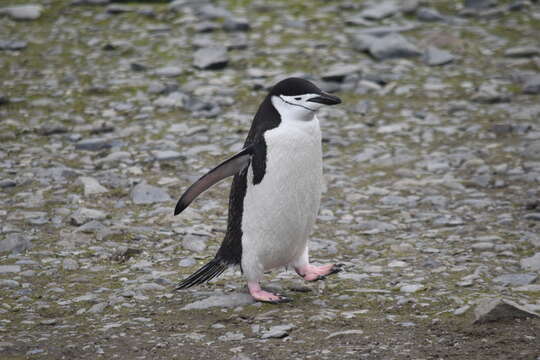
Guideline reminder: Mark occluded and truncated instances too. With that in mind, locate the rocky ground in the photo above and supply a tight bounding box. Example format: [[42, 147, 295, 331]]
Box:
[[1, 0, 540, 359]]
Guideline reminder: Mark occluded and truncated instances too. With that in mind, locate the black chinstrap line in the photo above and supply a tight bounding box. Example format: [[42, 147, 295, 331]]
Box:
[[279, 96, 316, 112]]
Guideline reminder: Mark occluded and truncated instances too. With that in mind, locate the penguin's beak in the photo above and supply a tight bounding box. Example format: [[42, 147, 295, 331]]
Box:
[[307, 92, 342, 106]]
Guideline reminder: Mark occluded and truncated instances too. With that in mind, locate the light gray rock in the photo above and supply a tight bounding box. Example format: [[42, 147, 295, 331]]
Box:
[[416, 7, 446, 22], [182, 234, 207, 253], [77, 176, 108, 196], [131, 182, 171, 205], [321, 64, 363, 82], [178, 257, 197, 267], [369, 33, 421, 60], [493, 273, 537, 286], [70, 208, 106, 226], [0, 233, 31, 253], [138, 283, 166, 292], [88, 302, 108, 313], [520, 253, 540, 271], [504, 46, 540, 58], [151, 150, 185, 162], [471, 242, 494, 251], [423, 46, 455, 66], [0, 279, 20, 288], [63, 258, 79, 271], [153, 66, 183, 77], [360, 2, 400, 20], [218, 331, 245, 341], [400, 284, 424, 293], [193, 47, 228, 70], [182, 293, 255, 310], [261, 324, 295, 339], [0, 265, 21, 274], [474, 298, 539, 323], [523, 75, 540, 95], [327, 329, 364, 339], [0, 5, 43, 20]]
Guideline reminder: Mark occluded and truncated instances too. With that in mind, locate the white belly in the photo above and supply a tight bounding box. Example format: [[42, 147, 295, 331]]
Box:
[[241, 117, 322, 275]]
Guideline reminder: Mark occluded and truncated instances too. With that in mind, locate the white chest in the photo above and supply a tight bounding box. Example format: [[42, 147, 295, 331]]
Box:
[[241, 117, 323, 270]]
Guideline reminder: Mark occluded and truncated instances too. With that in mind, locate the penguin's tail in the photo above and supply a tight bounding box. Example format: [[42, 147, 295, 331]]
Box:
[[175, 259, 228, 290]]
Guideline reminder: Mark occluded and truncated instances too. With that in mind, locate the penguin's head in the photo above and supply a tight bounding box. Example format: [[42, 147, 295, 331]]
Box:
[[269, 77, 341, 121]]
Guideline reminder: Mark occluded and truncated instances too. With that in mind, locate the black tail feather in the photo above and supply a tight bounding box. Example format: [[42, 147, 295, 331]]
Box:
[[175, 259, 228, 290]]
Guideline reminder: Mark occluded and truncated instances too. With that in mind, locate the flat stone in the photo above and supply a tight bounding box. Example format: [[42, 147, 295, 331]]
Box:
[[416, 7, 446, 22], [471, 242, 494, 251], [261, 324, 295, 339], [523, 75, 540, 95], [218, 331, 245, 341], [153, 66, 183, 77], [75, 137, 113, 151], [77, 176, 108, 196], [0, 265, 21, 274], [493, 273, 537, 286], [182, 293, 255, 310], [369, 33, 421, 60], [223, 17, 251, 32], [327, 329, 364, 339], [1, 5, 43, 20], [70, 208, 107, 226], [423, 46, 455, 66], [151, 150, 185, 162], [321, 64, 363, 82], [131, 182, 171, 205], [182, 234, 207, 253], [63, 258, 79, 271], [504, 46, 540, 58], [514, 284, 540, 292], [400, 284, 425, 293], [0, 40, 28, 51], [88, 302, 108, 313], [360, 2, 400, 20], [474, 298, 540, 324], [0, 233, 31, 253], [193, 46, 228, 70], [520, 253, 540, 271]]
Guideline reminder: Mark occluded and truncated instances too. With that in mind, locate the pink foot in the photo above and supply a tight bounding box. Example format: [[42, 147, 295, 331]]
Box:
[[248, 282, 291, 304], [295, 263, 342, 281]]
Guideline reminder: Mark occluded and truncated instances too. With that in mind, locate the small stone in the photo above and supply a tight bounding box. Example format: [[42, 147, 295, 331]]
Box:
[[0, 265, 21, 274], [40, 319, 57, 325], [0, 233, 31, 253], [75, 137, 113, 151], [182, 234, 207, 253], [223, 17, 251, 32], [369, 33, 421, 60], [63, 259, 79, 271], [400, 284, 425, 293], [182, 293, 255, 310], [471, 242, 494, 251], [0, 40, 27, 51], [321, 64, 363, 82], [138, 283, 165, 292], [493, 273, 537, 286], [416, 7, 446, 22], [1, 5, 43, 20], [154, 66, 183, 78], [524, 213, 540, 221], [504, 46, 540, 58], [360, 2, 400, 20], [70, 208, 106, 226], [464, 0, 496, 9], [0, 279, 20, 288], [151, 150, 185, 162], [88, 302, 108, 313], [77, 176, 108, 196], [193, 47, 228, 70], [178, 257, 197, 267], [218, 331, 245, 341], [523, 75, 540, 95], [388, 260, 408, 268], [327, 330, 364, 339], [131, 182, 171, 205], [520, 253, 540, 271], [423, 46, 455, 66], [261, 324, 295, 339], [453, 305, 471, 315], [474, 298, 540, 323]]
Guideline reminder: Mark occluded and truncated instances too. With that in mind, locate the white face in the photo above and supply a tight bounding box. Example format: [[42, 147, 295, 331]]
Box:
[[271, 93, 325, 122]]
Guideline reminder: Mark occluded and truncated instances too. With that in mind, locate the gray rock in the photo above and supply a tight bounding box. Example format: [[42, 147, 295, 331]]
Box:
[[0, 40, 27, 51], [261, 324, 295, 339], [423, 46, 455, 66], [520, 253, 540, 271], [70, 208, 107, 226], [0, 265, 21, 274], [321, 64, 363, 82], [131, 182, 171, 205], [471, 242, 494, 251], [471, 83, 510, 103], [504, 46, 540, 58], [0, 5, 43, 20], [151, 150, 185, 162], [525, 213, 540, 221], [63, 259, 79, 271], [493, 273, 537, 286], [369, 33, 421, 60], [77, 176, 108, 196], [218, 331, 245, 341], [523, 75, 540, 95], [464, 0, 497, 10], [193, 47, 228, 70], [327, 329, 364, 339], [350, 33, 378, 52], [196, 4, 232, 20], [360, 2, 400, 20], [75, 137, 113, 151], [182, 234, 207, 253], [223, 17, 251, 32], [400, 284, 424, 293], [0, 279, 20, 288], [88, 302, 108, 313], [474, 298, 539, 323], [416, 7, 446, 22], [178, 257, 197, 267], [0, 233, 31, 253], [181, 293, 255, 310], [139, 283, 166, 292], [153, 66, 183, 78], [153, 92, 189, 108]]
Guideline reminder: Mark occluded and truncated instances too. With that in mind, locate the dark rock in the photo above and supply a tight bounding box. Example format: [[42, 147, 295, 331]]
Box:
[[464, 0, 497, 9], [369, 33, 421, 60], [474, 298, 539, 323], [193, 47, 228, 70], [223, 17, 251, 32], [131, 182, 171, 205], [524, 213, 540, 221], [75, 137, 113, 151], [194, 21, 219, 33], [106, 4, 133, 14], [423, 46, 455, 66], [0, 179, 16, 188], [130, 62, 148, 72]]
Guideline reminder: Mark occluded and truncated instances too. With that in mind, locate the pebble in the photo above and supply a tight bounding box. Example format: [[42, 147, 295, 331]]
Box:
[[369, 33, 422, 60], [423, 46, 455, 66], [0, 265, 21, 274], [193, 46, 229, 70], [520, 253, 540, 271], [131, 182, 171, 205], [261, 324, 295, 339], [0, 5, 43, 20], [77, 176, 108, 196], [70, 208, 107, 226], [182, 293, 255, 310]]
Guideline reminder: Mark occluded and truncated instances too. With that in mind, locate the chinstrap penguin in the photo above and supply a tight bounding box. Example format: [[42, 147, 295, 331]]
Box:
[[174, 77, 342, 303]]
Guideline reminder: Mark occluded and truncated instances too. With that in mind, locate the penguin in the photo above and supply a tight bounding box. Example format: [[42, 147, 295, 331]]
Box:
[[174, 77, 342, 303]]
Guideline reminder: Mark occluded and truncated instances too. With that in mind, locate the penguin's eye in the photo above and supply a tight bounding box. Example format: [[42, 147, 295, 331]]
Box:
[[294, 97, 302, 101]]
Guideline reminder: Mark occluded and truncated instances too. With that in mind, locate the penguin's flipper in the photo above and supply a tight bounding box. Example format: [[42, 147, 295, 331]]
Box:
[[174, 145, 253, 215]]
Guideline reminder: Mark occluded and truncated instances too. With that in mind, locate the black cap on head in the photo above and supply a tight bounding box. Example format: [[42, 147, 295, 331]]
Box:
[[269, 77, 322, 96]]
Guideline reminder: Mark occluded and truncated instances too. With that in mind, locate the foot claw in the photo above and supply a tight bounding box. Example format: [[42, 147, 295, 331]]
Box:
[[297, 263, 343, 282]]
